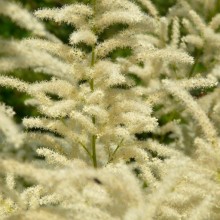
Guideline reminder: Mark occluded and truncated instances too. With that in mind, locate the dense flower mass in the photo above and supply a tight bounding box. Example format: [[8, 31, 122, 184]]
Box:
[[0, 0, 220, 219]]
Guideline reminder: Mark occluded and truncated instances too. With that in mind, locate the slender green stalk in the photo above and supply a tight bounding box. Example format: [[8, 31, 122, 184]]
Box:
[[92, 129, 97, 168], [79, 141, 93, 159], [90, 47, 95, 91], [90, 0, 97, 168], [90, 48, 97, 168], [107, 139, 124, 164], [62, 118, 92, 159]]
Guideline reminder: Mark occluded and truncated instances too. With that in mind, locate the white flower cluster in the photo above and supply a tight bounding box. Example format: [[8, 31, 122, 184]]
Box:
[[0, 0, 220, 219]]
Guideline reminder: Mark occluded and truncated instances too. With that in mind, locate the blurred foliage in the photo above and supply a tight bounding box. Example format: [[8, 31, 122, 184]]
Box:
[[152, 0, 177, 15], [0, 17, 30, 39]]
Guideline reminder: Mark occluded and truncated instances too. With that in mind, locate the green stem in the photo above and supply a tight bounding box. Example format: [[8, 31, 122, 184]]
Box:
[[91, 116, 97, 168], [62, 119, 91, 159], [79, 141, 93, 159], [90, 48, 97, 168], [107, 139, 124, 164], [90, 47, 95, 91], [90, 0, 97, 168], [92, 133, 97, 168]]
